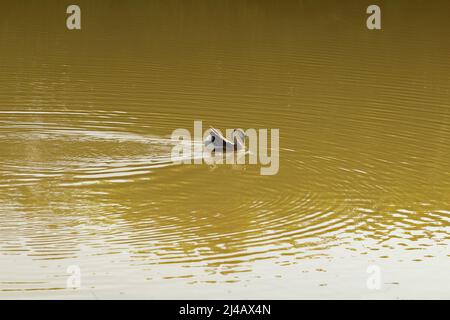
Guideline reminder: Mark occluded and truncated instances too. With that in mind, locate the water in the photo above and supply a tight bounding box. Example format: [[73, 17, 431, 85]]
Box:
[[0, 0, 449, 299]]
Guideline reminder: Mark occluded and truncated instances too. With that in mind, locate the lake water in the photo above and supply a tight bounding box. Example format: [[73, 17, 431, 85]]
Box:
[[0, 0, 449, 299]]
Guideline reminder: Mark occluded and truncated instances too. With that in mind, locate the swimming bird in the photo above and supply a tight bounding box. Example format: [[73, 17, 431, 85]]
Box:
[[204, 128, 245, 152]]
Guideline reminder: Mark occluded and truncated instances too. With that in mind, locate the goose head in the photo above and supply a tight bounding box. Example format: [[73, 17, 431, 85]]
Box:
[[231, 128, 245, 150], [204, 128, 246, 152]]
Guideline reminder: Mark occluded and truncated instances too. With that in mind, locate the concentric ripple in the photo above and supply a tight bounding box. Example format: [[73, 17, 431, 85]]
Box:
[[1, 0, 450, 298]]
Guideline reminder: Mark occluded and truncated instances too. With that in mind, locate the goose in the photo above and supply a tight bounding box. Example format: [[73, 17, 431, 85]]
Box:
[[204, 128, 245, 152]]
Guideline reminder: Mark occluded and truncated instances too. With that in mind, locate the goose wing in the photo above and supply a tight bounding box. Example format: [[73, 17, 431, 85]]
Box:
[[209, 127, 235, 145]]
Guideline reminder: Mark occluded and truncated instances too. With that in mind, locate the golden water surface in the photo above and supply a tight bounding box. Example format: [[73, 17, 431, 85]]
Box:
[[0, 0, 449, 298]]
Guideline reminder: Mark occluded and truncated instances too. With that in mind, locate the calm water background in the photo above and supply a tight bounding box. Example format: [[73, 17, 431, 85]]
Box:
[[0, 0, 449, 298]]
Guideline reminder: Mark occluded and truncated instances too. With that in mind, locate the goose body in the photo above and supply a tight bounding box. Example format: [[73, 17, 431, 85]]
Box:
[[204, 128, 245, 152]]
